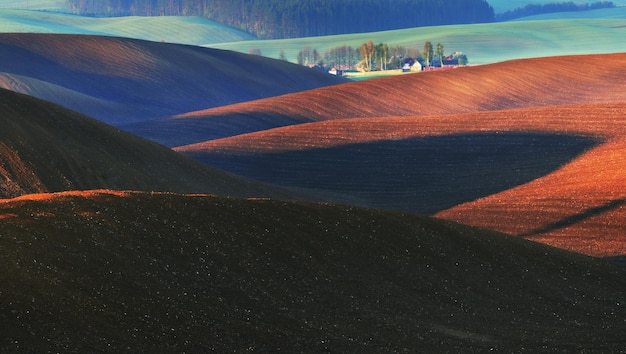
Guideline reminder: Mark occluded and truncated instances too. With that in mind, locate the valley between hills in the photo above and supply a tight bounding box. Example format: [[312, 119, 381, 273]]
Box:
[[0, 23, 625, 353]]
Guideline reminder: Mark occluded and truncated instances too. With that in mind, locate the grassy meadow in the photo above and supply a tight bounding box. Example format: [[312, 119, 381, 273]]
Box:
[[0, 0, 68, 11], [2, 0, 625, 14], [211, 10, 626, 65], [512, 5, 626, 20], [0, 4, 624, 64], [0, 9, 254, 45], [488, 0, 626, 12]]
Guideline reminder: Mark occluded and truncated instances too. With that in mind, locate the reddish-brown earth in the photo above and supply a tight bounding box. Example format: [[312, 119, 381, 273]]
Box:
[[176, 103, 625, 153], [1, 34, 625, 351], [437, 136, 626, 257], [178, 104, 626, 257], [174, 54, 626, 258], [179, 53, 626, 120], [150, 53, 626, 147]]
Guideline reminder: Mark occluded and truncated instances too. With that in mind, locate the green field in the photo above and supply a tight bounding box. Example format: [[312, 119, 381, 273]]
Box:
[[488, 0, 626, 12], [210, 8, 626, 65], [0, 0, 68, 11], [0, 4, 624, 64], [2, 0, 626, 14], [0, 9, 254, 45]]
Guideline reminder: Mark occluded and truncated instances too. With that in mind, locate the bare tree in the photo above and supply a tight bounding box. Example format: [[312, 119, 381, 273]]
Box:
[[436, 43, 445, 67], [423, 41, 433, 67]]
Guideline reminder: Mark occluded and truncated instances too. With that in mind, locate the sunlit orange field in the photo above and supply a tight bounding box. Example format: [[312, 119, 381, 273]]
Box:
[[173, 53, 626, 125], [175, 54, 626, 258]]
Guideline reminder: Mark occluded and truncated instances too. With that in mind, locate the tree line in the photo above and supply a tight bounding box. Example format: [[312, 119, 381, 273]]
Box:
[[296, 41, 468, 72], [66, 0, 495, 39], [496, 1, 614, 21]]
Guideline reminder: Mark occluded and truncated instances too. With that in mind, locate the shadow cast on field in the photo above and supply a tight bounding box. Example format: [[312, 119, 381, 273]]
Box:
[[185, 132, 600, 214], [520, 199, 626, 238], [123, 112, 299, 148]]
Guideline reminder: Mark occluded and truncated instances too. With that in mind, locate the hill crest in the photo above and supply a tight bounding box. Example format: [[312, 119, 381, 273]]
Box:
[[0, 33, 347, 125], [0, 88, 299, 200], [133, 53, 626, 147], [1, 190, 625, 352], [174, 101, 626, 257]]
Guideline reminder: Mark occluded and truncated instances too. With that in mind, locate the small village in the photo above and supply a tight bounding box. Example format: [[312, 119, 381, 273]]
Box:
[[296, 41, 469, 77]]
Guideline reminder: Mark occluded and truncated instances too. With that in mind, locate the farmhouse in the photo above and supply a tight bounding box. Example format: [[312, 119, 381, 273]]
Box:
[[328, 67, 343, 76], [402, 58, 423, 72]]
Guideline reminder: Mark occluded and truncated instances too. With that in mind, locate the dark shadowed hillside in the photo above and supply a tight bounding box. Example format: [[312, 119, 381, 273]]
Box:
[[180, 132, 600, 214], [0, 88, 298, 200], [0, 33, 347, 125], [176, 102, 626, 257], [1, 191, 624, 352]]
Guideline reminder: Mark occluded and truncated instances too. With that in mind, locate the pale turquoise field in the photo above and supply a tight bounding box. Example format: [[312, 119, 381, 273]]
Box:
[[488, 0, 626, 12], [210, 8, 626, 65], [0, 9, 254, 45], [0, 0, 67, 11], [2, 0, 626, 13], [0, 3, 624, 65]]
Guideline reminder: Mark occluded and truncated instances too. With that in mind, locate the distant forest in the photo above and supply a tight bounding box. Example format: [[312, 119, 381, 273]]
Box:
[[496, 1, 615, 21], [66, 0, 496, 39]]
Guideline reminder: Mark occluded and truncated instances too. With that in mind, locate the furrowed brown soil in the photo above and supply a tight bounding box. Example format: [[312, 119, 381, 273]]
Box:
[[171, 54, 626, 257], [176, 102, 626, 153], [177, 102, 626, 257], [1, 191, 625, 352], [153, 53, 626, 147], [0, 33, 347, 125], [1, 35, 625, 353], [437, 137, 626, 257]]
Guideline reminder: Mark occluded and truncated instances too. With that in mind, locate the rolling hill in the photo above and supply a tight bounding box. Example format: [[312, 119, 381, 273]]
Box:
[[0, 0, 68, 12], [174, 103, 626, 258], [210, 10, 626, 65], [1, 190, 625, 352], [488, 0, 626, 13], [0, 9, 255, 45], [0, 33, 347, 126], [138, 53, 626, 147], [6, 0, 619, 13], [173, 54, 626, 258], [0, 3, 624, 351], [2, 5, 624, 66], [0, 87, 299, 200], [0, 1, 624, 352]]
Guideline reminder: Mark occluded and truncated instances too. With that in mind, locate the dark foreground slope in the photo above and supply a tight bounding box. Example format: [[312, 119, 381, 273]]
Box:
[[0, 88, 295, 199], [1, 191, 625, 352], [0, 33, 347, 125]]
